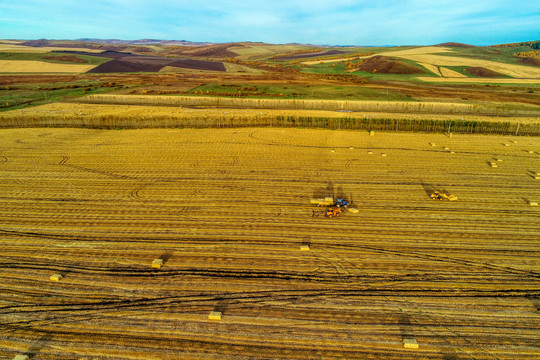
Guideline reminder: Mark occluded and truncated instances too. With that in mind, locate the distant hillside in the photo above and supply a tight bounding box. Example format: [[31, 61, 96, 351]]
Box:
[[76, 38, 211, 46], [491, 40, 540, 49], [353, 55, 428, 74], [435, 42, 476, 48]]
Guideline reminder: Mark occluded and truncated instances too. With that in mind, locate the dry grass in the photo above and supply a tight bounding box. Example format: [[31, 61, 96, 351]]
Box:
[[0, 60, 97, 73], [302, 55, 372, 65], [223, 62, 265, 73], [0, 128, 539, 359], [158, 65, 225, 74]]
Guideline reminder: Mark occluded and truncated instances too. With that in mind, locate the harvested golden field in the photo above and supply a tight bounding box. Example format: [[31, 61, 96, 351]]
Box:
[[1, 128, 539, 359], [438, 67, 467, 78], [2, 102, 540, 128], [418, 62, 443, 76], [0, 60, 96, 73]]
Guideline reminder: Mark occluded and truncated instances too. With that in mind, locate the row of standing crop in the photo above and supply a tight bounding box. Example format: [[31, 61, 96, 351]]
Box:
[[75, 94, 540, 116], [1, 112, 539, 135]]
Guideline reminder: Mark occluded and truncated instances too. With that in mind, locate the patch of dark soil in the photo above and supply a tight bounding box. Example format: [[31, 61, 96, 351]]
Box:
[[42, 55, 88, 63], [168, 59, 226, 72], [172, 44, 239, 59], [466, 67, 507, 77], [87, 56, 171, 73], [273, 50, 345, 60], [436, 42, 477, 48], [519, 57, 540, 67], [87, 53, 226, 73], [356, 55, 428, 74]]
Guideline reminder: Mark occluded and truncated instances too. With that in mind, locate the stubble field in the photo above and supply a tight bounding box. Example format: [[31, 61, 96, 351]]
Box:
[[1, 128, 539, 359]]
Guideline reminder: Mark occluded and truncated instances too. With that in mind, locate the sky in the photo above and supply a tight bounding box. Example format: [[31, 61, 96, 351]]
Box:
[[1, 0, 539, 46]]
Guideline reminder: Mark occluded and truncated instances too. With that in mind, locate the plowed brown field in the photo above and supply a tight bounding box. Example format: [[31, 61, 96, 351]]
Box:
[[1, 128, 539, 359]]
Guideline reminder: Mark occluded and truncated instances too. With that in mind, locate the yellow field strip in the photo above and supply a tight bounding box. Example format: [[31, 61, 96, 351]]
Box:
[[0, 60, 97, 73], [439, 67, 467, 78], [301, 47, 452, 65], [418, 62, 442, 76]]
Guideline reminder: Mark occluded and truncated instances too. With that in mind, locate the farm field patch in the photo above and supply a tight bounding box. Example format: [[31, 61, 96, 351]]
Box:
[[438, 67, 467, 78], [0, 128, 539, 359], [301, 46, 540, 81], [381, 47, 540, 79], [0, 60, 97, 73]]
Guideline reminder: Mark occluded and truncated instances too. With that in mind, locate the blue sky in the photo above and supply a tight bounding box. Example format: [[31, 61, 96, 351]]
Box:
[[1, 0, 539, 46]]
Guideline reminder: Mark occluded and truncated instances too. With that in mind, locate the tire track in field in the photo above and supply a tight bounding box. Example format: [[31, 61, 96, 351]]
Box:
[[1, 253, 537, 291], [128, 183, 152, 201], [1, 285, 533, 317], [1, 213, 539, 280], [345, 159, 359, 169], [327, 242, 540, 279], [59, 156, 69, 165], [128, 186, 144, 200], [58, 155, 138, 180]]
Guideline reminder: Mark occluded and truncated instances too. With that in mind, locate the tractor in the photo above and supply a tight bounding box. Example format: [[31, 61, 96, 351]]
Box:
[[335, 198, 349, 207], [325, 208, 343, 218], [430, 191, 457, 201]]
